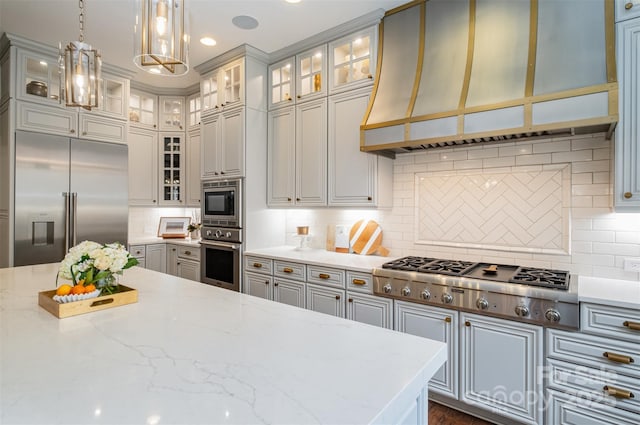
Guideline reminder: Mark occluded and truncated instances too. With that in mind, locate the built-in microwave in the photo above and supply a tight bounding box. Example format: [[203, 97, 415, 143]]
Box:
[[202, 178, 241, 228]]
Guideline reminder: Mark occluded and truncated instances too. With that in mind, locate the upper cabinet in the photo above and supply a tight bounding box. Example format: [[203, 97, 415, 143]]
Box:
[[200, 58, 244, 114], [296, 45, 327, 102], [187, 92, 201, 130], [129, 89, 158, 130], [16, 49, 62, 107], [269, 58, 295, 109], [159, 133, 185, 205], [158, 96, 185, 131], [95, 75, 129, 120], [615, 14, 640, 210], [328, 26, 376, 94]]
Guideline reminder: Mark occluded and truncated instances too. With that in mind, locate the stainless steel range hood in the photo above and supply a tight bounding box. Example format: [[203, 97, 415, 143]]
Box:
[[361, 0, 618, 157]]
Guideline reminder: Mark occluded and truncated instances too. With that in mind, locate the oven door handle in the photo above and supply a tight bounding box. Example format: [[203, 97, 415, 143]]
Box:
[[200, 240, 241, 250]]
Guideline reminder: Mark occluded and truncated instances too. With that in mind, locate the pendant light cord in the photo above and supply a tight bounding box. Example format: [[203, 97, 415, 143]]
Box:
[[78, 0, 84, 42]]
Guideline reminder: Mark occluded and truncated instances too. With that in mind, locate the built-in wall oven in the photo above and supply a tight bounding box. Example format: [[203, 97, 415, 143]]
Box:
[[201, 178, 243, 292]]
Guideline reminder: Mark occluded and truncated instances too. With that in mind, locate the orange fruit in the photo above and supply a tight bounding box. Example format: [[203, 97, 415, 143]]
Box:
[[56, 284, 72, 296], [70, 284, 86, 295], [84, 283, 97, 293]]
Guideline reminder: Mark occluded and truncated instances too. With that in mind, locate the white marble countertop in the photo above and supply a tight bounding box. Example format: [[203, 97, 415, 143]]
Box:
[[0, 263, 446, 425], [578, 275, 640, 309], [129, 236, 201, 247], [245, 246, 394, 272]]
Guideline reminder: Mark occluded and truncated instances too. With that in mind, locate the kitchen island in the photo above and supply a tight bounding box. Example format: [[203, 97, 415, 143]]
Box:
[[0, 264, 446, 424]]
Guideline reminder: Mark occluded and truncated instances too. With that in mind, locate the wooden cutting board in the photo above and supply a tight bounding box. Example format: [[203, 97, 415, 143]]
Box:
[[349, 219, 383, 255]]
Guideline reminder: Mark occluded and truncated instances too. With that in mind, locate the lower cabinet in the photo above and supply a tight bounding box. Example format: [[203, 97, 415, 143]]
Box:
[[145, 243, 167, 273], [166, 243, 201, 281], [273, 278, 305, 308], [347, 292, 393, 329], [177, 259, 200, 281], [245, 272, 273, 300], [547, 389, 639, 425], [306, 283, 345, 318]]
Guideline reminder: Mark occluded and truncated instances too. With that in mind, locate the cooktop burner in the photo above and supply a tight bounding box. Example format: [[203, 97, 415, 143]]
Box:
[[418, 259, 476, 276], [381, 256, 438, 271], [510, 267, 570, 290]]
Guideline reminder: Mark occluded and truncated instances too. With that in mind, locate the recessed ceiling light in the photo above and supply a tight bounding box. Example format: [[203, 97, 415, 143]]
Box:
[[232, 15, 259, 30], [200, 37, 217, 46], [285, 0, 301, 3], [149, 68, 161, 74]]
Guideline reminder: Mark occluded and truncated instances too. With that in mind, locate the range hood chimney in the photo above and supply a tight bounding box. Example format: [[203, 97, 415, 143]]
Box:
[[361, 0, 618, 158]]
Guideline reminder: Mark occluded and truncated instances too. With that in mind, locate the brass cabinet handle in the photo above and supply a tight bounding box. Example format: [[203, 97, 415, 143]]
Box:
[[624, 192, 633, 199], [283, 267, 293, 273], [352, 279, 366, 285], [626, 2, 633, 10], [623, 321, 640, 331], [335, 295, 341, 300], [603, 351, 635, 364], [604, 385, 635, 399], [444, 317, 452, 323], [185, 250, 191, 255], [465, 321, 471, 327], [253, 262, 263, 268], [319, 273, 330, 279]]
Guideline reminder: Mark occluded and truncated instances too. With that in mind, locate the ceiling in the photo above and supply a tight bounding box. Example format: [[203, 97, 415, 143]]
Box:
[[0, 0, 406, 89]]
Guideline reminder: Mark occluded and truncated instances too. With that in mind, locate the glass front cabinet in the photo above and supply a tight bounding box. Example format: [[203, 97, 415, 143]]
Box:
[[129, 89, 158, 129], [16, 49, 62, 106], [187, 92, 202, 130], [296, 45, 327, 102], [269, 58, 295, 109], [159, 96, 185, 131], [159, 133, 185, 205], [200, 58, 244, 114], [328, 26, 377, 94]]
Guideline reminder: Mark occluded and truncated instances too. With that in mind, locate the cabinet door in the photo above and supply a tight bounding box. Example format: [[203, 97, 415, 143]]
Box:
[[269, 58, 295, 109], [460, 312, 543, 425], [296, 45, 326, 102], [273, 279, 305, 308], [220, 107, 244, 177], [16, 49, 62, 107], [129, 90, 157, 130], [159, 96, 185, 131], [615, 18, 640, 210], [201, 113, 220, 178], [328, 26, 376, 94], [128, 127, 158, 206], [201, 69, 219, 112], [395, 301, 458, 399], [145, 244, 167, 273], [296, 98, 327, 206], [306, 283, 344, 318], [267, 106, 296, 206], [96, 74, 128, 119], [166, 244, 178, 276], [547, 389, 639, 425], [78, 113, 126, 144], [186, 129, 201, 206], [17, 101, 77, 137], [159, 133, 185, 205], [328, 88, 376, 206], [221, 59, 244, 108], [244, 272, 272, 300], [346, 292, 392, 329], [187, 92, 202, 130], [177, 259, 200, 282]]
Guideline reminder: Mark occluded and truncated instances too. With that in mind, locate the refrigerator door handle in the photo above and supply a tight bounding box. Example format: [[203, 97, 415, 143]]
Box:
[[63, 192, 71, 253], [71, 192, 78, 246]]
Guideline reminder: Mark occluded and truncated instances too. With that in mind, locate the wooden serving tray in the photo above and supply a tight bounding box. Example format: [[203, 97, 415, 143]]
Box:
[[38, 285, 138, 319]]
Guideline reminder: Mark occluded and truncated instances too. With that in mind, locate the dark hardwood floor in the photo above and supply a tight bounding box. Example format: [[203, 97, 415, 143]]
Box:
[[429, 401, 495, 425]]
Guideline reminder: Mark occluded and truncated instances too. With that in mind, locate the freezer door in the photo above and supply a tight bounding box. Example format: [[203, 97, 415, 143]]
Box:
[[14, 131, 70, 266], [70, 139, 128, 246]]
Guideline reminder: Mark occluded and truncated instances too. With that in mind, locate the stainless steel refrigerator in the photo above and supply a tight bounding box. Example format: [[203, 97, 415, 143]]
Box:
[[14, 130, 128, 266]]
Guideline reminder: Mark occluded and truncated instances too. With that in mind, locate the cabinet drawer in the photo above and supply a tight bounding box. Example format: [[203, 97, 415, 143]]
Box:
[[274, 260, 305, 281], [547, 329, 640, 379], [129, 244, 146, 258], [17, 101, 77, 137], [616, 0, 640, 22], [547, 358, 640, 414], [245, 255, 273, 275], [581, 303, 640, 344], [546, 388, 639, 425], [79, 113, 126, 144], [177, 245, 200, 261], [307, 265, 345, 288], [346, 271, 373, 293]]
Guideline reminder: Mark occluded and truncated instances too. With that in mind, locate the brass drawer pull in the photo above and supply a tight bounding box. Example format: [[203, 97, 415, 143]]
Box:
[[184, 250, 191, 255], [253, 263, 263, 268], [283, 267, 293, 273], [623, 321, 640, 331], [603, 352, 634, 364], [352, 279, 367, 285], [604, 385, 635, 399], [319, 273, 330, 279]]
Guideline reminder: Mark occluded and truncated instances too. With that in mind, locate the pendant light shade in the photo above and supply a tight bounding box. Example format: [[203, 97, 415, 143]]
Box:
[[134, 0, 190, 76], [60, 0, 101, 110]]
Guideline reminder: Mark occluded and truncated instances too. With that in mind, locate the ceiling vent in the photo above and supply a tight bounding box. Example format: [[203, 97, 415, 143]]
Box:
[[361, 0, 618, 158]]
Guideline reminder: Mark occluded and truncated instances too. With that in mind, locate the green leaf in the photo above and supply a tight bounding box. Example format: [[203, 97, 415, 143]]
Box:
[[85, 268, 94, 284], [124, 257, 139, 269]]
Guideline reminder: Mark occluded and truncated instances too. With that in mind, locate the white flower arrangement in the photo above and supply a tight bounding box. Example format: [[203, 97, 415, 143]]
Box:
[[57, 241, 138, 294]]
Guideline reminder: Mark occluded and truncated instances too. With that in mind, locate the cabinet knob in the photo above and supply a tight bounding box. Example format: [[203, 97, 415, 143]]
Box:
[[265, 280, 270, 285], [367, 74, 373, 79], [179, 125, 183, 129], [287, 197, 292, 202], [253, 263, 263, 268], [185, 250, 191, 255], [153, 200, 157, 203], [444, 317, 452, 323], [214, 172, 219, 176], [624, 192, 633, 199], [220, 171, 225, 175], [296, 198, 301, 201], [335, 295, 341, 300], [465, 321, 471, 327], [82, 131, 87, 135], [626, 2, 633, 10], [348, 298, 353, 303], [367, 196, 372, 201], [274, 282, 279, 287], [70, 129, 75, 134], [297, 95, 301, 99], [172, 248, 176, 251], [153, 124, 157, 128], [603, 385, 634, 399], [288, 97, 293, 101], [177, 262, 181, 265]]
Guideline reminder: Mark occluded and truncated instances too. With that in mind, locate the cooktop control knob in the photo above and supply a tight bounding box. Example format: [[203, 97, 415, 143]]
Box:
[[441, 293, 453, 304], [401, 287, 411, 297], [205, 230, 212, 237], [515, 305, 530, 317], [383, 284, 392, 294], [545, 309, 561, 323], [421, 290, 431, 300], [214, 229, 223, 238], [225, 232, 232, 238], [476, 298, 489, 310]]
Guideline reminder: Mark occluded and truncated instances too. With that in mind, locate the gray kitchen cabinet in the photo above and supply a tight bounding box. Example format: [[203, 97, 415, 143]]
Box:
[[129, 89, 158, 130], [268, 58, 295, 109], [295, 45, 327, 103], [176, 258, 200, 282], [615, 16, 640, 210], [328, 26, 376, 94], [200, 58, 244, 113], [185, 128, 201, 207], [346, 292, 393, 329], [166, 244, 178, 276], [461, 312, 543, 425], [306, 283, 345, 318], [267, 105, 296, 206], [201, 106, 244, 178], [127, 127, 158, 206], [187, 92, 202, 130], [145, 243, 167, 274], [273, 278, 305, 308], [167, 244, 200, 281], [395, 301, 458, 399], [158, 133, 185, 206], [244, 272, 273, 300], [129, 244, 146, 269], [16, 101, 77, 137]]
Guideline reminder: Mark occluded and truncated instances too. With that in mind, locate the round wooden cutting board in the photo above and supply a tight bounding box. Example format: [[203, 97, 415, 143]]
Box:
[[349, 219, 383, 255]]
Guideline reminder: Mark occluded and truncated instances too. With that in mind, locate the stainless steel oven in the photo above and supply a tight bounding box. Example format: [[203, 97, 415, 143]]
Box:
[[202, 179, 241, 228], [200, 227, 242, 292]]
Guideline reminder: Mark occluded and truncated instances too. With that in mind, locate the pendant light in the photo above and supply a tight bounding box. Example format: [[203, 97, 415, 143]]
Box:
[[60, 0, 101, 110], [133, 0, 190, 76]]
